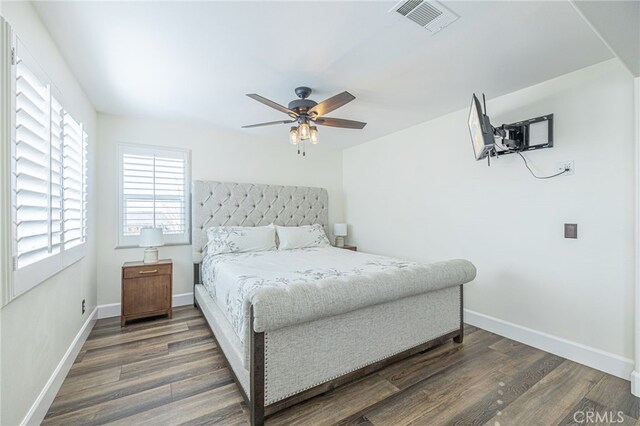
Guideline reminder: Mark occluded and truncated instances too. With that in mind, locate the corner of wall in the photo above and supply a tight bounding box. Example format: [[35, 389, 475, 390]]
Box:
[[632, 76, 640, 396]]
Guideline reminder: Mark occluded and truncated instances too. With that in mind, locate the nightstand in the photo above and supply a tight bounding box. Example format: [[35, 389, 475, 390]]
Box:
[[121, 259, 173, 326], [340, 245, 357, 252]]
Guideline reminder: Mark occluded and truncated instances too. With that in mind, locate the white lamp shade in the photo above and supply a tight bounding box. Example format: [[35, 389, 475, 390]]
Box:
[[333, 223, 348, 237], [139, 227, 165, 247]]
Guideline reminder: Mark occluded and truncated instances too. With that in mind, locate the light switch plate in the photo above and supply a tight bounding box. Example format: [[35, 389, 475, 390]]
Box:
[[564, 223, 577, 239]]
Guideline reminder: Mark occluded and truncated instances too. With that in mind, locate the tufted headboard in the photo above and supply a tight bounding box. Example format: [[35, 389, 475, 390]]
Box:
[[192, 181, 329, 263]]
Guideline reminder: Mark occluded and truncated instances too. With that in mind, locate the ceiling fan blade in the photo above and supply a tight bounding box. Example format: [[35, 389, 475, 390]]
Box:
[[314, 117, 366, 129], [308, 91, 355, 117], [242, 119, 296, 128], [246, 94, 298, 117]]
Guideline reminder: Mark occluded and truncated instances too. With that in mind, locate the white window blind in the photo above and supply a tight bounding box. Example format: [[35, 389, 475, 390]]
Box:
[[11, 38, 88, 297], [14, 55, 54, 268], [118, 144, 190, 247], [62, 113, 87, 249], [51, 97, 64, 255]]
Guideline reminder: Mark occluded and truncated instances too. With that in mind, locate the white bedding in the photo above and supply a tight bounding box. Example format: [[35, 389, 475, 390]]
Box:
[[201, 247, 419, 343]]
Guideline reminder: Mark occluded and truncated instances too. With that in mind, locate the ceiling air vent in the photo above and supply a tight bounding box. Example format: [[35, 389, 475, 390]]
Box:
[[390, 0, 459, 34]]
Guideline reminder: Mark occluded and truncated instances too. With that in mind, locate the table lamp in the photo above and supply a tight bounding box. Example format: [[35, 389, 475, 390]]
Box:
[[333, 223, 347, 248], [139, 227, 164, 264]]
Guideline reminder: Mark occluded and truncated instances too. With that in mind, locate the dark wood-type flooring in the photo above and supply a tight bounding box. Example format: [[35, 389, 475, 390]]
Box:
[[43, 306, 640, 425]]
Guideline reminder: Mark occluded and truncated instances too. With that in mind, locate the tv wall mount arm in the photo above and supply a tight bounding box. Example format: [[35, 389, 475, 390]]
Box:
[[490, 113, 554, 157]]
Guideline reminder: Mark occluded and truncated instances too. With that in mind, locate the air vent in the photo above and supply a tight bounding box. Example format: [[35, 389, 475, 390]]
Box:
[[390, 0, 459, 34]]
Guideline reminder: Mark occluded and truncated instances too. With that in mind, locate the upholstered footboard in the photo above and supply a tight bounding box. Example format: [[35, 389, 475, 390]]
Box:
[[262, 284, 460, 405], [195, 284, 463, 426]]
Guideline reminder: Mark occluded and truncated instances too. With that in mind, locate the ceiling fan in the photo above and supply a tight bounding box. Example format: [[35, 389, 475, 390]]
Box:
[[242, 87, 367, 156]]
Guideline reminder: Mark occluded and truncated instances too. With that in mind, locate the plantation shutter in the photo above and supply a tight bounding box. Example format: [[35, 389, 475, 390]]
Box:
[[122, 152, 154, 236], [62, 112, 86, 249], [14, 53, 53, 268], [119, 145, 190, 246], [154, 156, 187, 235], [11, 36, 89, 297], [51, 97, 64, 254]]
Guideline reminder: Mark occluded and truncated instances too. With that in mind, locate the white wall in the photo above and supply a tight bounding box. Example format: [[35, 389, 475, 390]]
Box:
[[0, 2, 98, 425], [96, 114, 343, 305], [343, 59, 635, 361]]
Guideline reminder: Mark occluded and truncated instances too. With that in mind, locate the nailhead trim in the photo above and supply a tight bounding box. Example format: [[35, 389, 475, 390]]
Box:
[[264, 332, 270, 401]]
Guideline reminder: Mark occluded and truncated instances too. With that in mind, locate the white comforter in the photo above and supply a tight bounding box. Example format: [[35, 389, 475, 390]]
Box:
[[202, 247, 419, 343]]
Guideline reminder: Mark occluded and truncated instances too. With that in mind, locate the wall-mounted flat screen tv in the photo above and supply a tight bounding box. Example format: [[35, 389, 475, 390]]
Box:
[[468, 94, 495, 160]]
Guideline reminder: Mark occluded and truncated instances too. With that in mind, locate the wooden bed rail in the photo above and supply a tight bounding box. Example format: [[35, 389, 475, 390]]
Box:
[[193, 263, 201, 308], [250, 308, 265, 426]]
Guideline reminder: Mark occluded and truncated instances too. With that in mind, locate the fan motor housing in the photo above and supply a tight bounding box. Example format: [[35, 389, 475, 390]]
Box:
[[288, 99, 317, 113]]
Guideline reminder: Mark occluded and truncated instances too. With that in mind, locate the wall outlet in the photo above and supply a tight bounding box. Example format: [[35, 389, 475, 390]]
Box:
[[556, 160, 575, 176], [82, 299, 86, 314]]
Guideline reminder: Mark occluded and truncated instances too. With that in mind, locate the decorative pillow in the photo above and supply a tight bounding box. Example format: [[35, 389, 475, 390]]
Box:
[[206, 224, 276, 256], [276, 224, 330, 250]]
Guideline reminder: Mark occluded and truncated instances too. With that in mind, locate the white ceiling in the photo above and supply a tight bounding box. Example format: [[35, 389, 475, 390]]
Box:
[[572, 0, 640, 77], [32, 1, 613, 149]]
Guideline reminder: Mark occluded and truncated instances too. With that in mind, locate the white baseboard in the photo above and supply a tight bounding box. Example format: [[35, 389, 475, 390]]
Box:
[[21, 307, 97, 426], [464, 309, 634, 381], [631, 371, 640, 396], [97, 292, 194, 319], [96, 302, 120, 319], [172, 292, 194, 308]]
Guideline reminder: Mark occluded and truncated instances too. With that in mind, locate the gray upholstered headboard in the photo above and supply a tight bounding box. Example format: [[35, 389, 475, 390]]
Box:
[[192, 181, 329, 263]]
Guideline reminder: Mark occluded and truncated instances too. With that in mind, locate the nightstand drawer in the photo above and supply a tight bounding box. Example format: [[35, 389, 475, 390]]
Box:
[[122, 276, 169, 315], [123, 263, 172, 279]]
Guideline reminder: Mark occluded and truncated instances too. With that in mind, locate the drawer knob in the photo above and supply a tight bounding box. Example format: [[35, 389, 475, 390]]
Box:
[[139, 269, 158, 274]]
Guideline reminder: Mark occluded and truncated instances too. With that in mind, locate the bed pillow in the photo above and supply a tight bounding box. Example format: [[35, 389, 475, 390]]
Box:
[[276, 224, 330, 250], [206, 224, 276, 255]]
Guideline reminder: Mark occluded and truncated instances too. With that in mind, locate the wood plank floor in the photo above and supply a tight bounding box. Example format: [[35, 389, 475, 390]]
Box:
[[44, 306, 640, 425]]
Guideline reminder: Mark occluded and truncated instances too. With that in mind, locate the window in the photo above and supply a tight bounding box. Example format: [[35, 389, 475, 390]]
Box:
[[11, 38, 88, 297], [117, 144, 191, 247]]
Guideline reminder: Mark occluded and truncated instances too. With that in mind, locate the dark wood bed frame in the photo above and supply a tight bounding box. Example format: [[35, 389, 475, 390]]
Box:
[[193, 264, 464, 426]]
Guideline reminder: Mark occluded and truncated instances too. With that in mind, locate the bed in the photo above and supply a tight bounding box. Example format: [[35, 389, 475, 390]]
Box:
[[192, 181, 476, 425]]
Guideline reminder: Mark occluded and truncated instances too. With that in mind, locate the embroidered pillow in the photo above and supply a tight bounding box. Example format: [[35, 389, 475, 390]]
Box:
[[206, 224, 276, 256], [276, 224, 330, 250]]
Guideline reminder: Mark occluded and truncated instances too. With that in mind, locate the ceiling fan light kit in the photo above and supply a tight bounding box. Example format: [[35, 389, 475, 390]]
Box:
[[289, 126, 299, 145], [299, 122, 311, 140], [243, 86, 367, 156], [310, 126, 319, 145]]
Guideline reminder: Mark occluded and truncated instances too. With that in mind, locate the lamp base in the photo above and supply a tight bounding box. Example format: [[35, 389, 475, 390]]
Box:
[[143, 247, 159, 264], [335, 236, 345, 248]]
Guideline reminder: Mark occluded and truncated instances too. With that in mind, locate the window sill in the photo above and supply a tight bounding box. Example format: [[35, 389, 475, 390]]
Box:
[[12, 243, 87, 301], [115, 242, 191, 250]]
